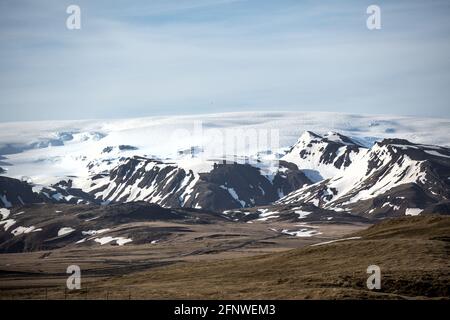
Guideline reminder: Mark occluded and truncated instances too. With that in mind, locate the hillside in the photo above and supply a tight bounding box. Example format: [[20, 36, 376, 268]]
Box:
[[1, 215, 447, 299], [98, 215, 448, 299]]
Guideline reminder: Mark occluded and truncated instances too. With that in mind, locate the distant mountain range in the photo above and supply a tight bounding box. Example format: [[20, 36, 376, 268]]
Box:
[[1, 116, 449, 256], [1, 130, 449, 222], [278, 132, 450, 218]]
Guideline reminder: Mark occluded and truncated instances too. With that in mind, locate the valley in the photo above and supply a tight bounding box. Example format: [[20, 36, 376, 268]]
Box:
[[0, 112, 449, 300], [0, 203, 369, 299], [1, 215, 447, 300]]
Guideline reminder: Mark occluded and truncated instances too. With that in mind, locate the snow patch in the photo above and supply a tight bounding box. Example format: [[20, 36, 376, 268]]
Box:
[[94, 236, 132, 246], [311, 237, 362, 247], [11, 226, 41, 236], [58, 227, 75, 236], [220, 185, 246, 207], [281, 228, 321, 237], [82, 229, 110, 236], [0, 208, 11, 220], [0, 219, 16, 231], [405, 208, 422, 216], [294, 210, 311, 219]]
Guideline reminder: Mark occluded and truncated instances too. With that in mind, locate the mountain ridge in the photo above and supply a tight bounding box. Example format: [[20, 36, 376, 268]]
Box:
[[1, 130, 449, 221]]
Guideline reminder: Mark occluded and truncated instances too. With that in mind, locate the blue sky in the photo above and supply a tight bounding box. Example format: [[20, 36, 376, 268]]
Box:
[[0, 0, 449, 121]]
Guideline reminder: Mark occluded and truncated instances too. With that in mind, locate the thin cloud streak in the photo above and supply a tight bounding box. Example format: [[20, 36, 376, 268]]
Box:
[[0, 0, 449, 121]]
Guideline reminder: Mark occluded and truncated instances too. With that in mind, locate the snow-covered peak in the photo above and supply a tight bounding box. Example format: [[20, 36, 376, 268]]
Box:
[[370, 138, 450, 163], [282, 131, 366, 181], [323, 131, 363, 146], [292, 131, 362, 148], [294, 131, 323, 145], [278, 137, 450, 218]]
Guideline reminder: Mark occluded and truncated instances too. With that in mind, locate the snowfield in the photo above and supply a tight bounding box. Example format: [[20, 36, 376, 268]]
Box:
[[0, 111, 449, 189]]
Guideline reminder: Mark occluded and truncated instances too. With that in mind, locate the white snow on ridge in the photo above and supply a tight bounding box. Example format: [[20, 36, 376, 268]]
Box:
[[174, 157, 215, 174], [256, 208, 280, 220], [281, 131, 365, 181], [94, 236, 132, 246], [343, 154, 426, 204], [405, 208, 423, 216], [0, 219, 16, 231], [279, 141, 432, 208], [0, 208, 11, 220], [82, 229, 110, 236], [220, 185, 246, 207], [0, 112, 449, 186], [256, 208, 280, 221], [11, 226, 41, 236]]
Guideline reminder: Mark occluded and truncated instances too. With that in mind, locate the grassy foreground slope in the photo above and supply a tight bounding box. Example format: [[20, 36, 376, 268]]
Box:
[[1, 215, 448, 299], [91, 215, 449, 299]]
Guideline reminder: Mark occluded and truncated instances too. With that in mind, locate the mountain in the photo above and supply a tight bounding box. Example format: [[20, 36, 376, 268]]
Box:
[[85, 131, 448, 219], [38, 180, 101, 205], [1, 114, 449, 300], [279, 138, 450, 218], [0, 202, 229, 253], [1, 112, 449, 196], [0, 175, 102, 208], [0, 176, 41, 208], [281, 131, 366, 181], [222, 202, 370, 224], [0, 123, 449, 220], [86, 156, 311, 212]]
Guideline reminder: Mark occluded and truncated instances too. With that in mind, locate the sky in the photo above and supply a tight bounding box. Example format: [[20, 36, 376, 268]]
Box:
[[0, 0, 449, 122]]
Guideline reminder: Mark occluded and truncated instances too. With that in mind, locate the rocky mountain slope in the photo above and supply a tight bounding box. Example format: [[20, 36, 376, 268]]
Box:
[[86, 157, 311, 212], [0, 176, 41, 207], [1, 130, 449, 221], [279, 137, 450, 218], [281, 131, 366, 181], [0, 202, 229, 253], [64, 132, 450, 218]]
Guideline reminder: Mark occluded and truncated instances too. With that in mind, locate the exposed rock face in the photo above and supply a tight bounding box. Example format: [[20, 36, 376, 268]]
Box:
[[87, 157, 311, 212], [0, 202, 228, 253], [39, 180, 101, 205], [0, 176, 41, 208], [1, 131, 449, 220], [281, 131, 366, 181], [279, 138, 450, 218]]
